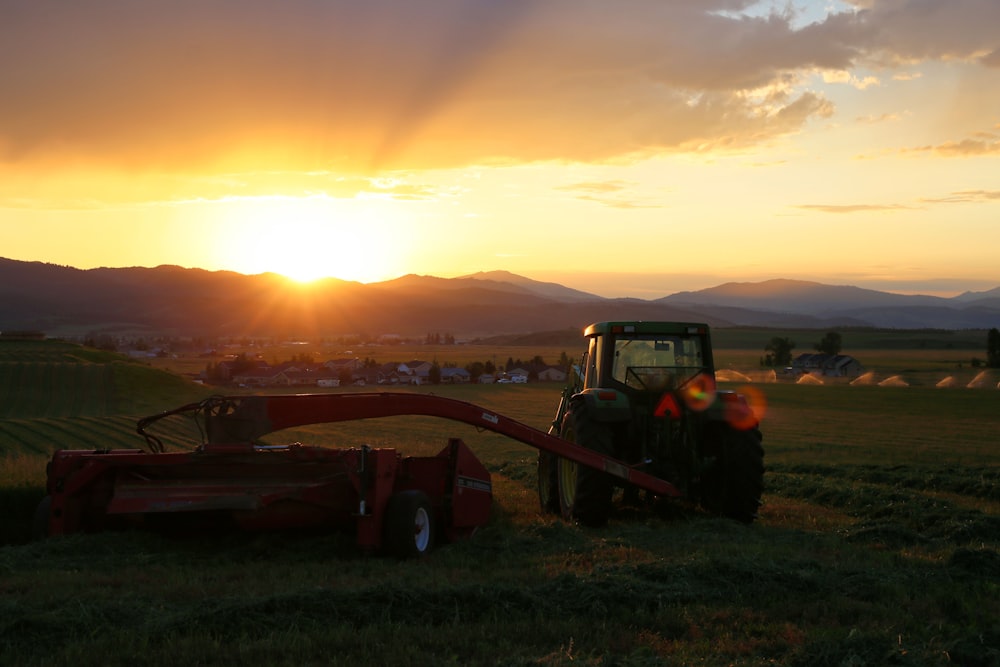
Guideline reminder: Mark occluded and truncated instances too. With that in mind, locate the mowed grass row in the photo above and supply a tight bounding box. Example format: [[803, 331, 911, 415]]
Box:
[[1, 343, 999, 665], [0, 362, 115, 419]]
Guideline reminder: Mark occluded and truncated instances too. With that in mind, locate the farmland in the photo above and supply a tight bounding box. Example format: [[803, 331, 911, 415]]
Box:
[[1, 339, 998, 666]]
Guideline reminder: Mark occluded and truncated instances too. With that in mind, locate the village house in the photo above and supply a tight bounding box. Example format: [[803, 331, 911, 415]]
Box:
[[506, 367, 530, 381], [440, 367, 471, 383], [537, 366, 568, 383], [791, 353, 865, 377], [323, 358, 363, 374], [271, 368, 338, 387]]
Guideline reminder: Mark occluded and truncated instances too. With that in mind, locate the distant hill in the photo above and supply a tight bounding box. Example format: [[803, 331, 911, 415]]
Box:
[[457, 270, 602, 302], [661, 279, 948, 312], [1, 258, 998, 337], [660, 279, 1000, 330]]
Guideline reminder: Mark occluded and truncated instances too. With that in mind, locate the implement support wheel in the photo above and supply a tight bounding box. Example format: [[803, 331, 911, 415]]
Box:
[[383, 490, 435, 558]]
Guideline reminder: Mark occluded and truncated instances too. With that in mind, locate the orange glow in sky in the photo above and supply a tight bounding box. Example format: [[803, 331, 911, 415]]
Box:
[[2, 1, 999, 297], [207, 196, 415, 284]]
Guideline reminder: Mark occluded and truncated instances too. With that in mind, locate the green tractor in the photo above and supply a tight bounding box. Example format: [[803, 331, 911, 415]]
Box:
[[539, 321, 764, 526]]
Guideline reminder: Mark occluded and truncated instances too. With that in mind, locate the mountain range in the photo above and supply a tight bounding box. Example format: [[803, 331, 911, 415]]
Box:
[[1, 258, 998, 338]]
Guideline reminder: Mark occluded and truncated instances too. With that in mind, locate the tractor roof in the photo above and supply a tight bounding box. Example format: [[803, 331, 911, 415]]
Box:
[[582, 321, 710, 338]]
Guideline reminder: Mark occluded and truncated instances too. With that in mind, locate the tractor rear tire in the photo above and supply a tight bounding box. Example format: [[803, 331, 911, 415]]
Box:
[[383, 490, 435, 558], [699, 424, 764, 523], [560, 399, 615, 527]]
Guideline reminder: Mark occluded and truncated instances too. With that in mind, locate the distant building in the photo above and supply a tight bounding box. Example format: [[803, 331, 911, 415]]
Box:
[[440, 367, 471, 383], [538, 366, 569, 383], [791, 353, 864, 377]]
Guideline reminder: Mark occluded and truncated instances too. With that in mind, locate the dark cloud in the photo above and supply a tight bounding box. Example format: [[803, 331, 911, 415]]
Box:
[[847, 0, 1000, 65], [0, 0, 996, 173]]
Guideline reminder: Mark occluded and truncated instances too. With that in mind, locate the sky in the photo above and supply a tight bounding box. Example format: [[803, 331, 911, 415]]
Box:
[[1, 0, 999, 299]]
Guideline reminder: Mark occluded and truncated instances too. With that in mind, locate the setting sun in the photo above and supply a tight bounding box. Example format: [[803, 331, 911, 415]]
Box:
[[213, 195, 413, 283]]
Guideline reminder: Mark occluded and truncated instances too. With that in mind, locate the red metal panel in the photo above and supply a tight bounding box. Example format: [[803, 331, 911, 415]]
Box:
[[355, 448, 400, 551], [444, 439, 492, 532]]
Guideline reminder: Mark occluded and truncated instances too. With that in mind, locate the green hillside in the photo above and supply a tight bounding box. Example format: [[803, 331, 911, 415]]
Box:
[[0, 340, 213, 541], [0, 339, 212, 465], [0, 340, 210, 420]]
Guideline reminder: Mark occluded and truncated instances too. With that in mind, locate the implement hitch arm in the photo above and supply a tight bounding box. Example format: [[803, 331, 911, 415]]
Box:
[[203, 393, 682, 499]]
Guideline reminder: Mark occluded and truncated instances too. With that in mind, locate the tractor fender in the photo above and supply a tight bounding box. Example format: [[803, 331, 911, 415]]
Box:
[[575, 388, 632, 423], [704, 390, 758, 429]]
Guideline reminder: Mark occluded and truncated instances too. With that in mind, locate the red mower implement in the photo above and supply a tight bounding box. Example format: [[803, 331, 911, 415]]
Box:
[[36, 391, 685, 557]]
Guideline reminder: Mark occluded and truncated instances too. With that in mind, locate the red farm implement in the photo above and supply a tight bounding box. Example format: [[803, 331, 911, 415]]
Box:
[[36, 392, 686, 557]]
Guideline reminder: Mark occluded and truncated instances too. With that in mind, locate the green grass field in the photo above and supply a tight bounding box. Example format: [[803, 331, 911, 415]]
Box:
[[1, 340, 998, 666]]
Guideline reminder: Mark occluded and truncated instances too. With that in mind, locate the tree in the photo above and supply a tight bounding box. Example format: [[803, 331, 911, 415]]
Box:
[[558, 350, 573, 370], [814, 331, 843, 356], [465, 361, 486, 382], [429, 360, 442, 385], [763, 336, 795, 367], [987, 328, 1000, 368]]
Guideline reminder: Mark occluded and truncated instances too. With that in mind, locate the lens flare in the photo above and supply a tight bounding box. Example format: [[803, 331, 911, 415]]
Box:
[[681, 374, 716, 412], [727, 385, 766, 431]]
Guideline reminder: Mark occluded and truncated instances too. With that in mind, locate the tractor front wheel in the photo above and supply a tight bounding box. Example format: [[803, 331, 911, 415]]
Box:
[[383, 490, 435, 558], [556, 456, 578, 521], [537, 453, 560, 514], [560, 400, 615, 527]]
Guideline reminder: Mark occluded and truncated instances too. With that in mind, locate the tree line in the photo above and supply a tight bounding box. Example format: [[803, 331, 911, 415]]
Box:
[[761, 328, 1000, 370]]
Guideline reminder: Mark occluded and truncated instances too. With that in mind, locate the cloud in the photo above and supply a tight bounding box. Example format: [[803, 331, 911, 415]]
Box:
[[556, 179, 662, 209], [920, 190, 1000, 204], [905, 135, 1000, 157], [1, 0, 997, 175], [983, 48, 1000, 68], [801, 187, 1000, 213], [556, 181, 631, 194], [573, 196, 662, 210], [855, 112, 901, 125], [822, 70, 880, 89], [845, 0, 1000, 66], [793, 203, 914, 213]]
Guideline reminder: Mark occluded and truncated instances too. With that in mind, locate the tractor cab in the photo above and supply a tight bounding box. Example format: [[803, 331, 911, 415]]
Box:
[[579, 321, 714, 394]]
